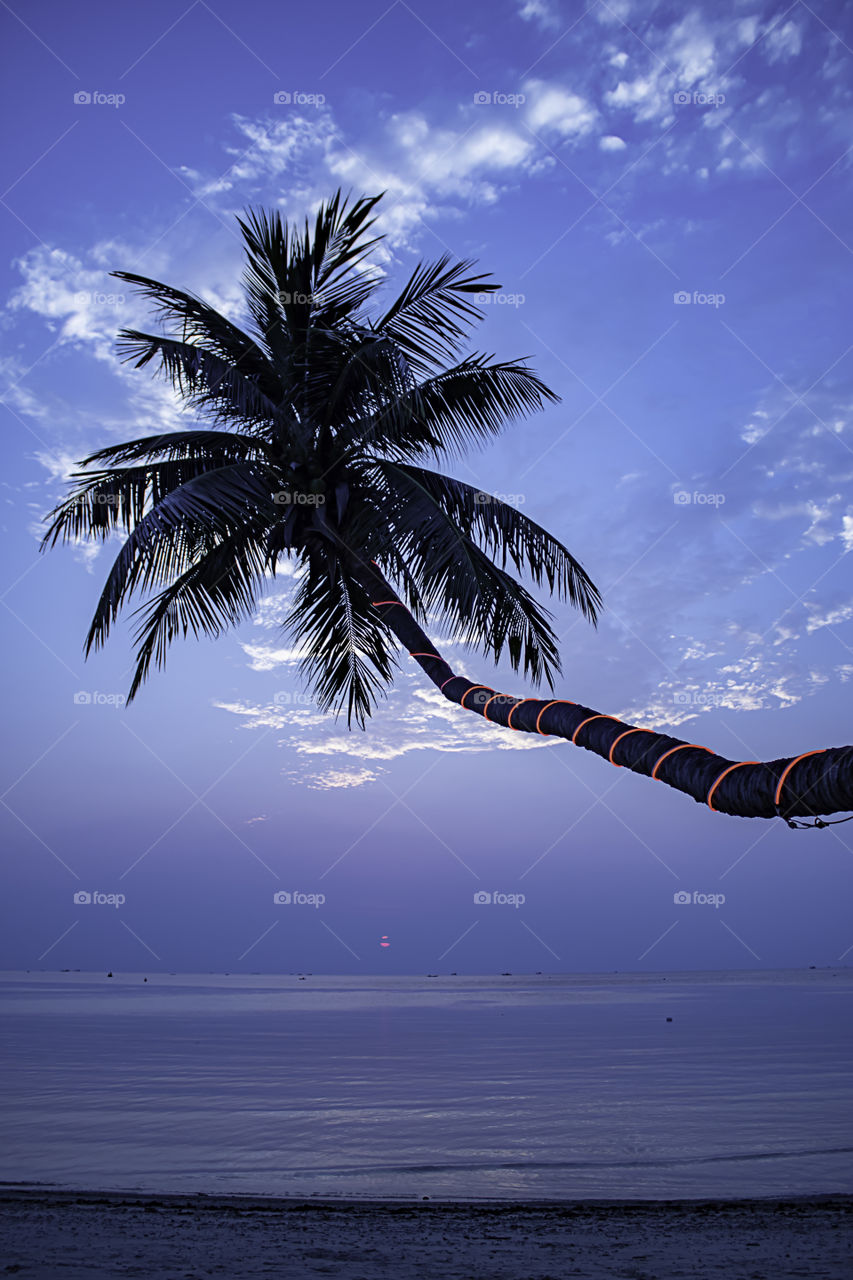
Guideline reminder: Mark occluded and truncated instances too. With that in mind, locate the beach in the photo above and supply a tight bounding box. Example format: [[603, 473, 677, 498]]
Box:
[[1, 1189, 851, 1278], [1, 971, 851, 1275]]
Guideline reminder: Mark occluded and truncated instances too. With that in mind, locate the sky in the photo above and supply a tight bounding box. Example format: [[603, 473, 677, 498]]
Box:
[[1, 0, 852, 976]]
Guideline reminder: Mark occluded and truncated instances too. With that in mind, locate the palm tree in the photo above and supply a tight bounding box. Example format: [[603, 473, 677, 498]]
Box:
[[43, 191, 853, 825]]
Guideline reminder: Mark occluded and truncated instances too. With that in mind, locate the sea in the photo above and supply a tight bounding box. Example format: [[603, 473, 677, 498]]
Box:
[[1, 969, 851, 1201]]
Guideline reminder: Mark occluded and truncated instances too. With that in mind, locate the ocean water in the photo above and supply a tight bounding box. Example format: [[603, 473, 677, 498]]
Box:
[[1, 970, 851, 1201]]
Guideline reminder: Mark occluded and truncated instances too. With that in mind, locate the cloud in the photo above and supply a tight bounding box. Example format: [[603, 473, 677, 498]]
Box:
[[763, 20, 803, 63], [518, 0, 560, 31], [214, 670, 552, 787], [301, 767, 379, 790], [524, 81, 598, 138], [240, 642, 305, 671], [805, 600, 853, 634], [842, 516, 853, 552]]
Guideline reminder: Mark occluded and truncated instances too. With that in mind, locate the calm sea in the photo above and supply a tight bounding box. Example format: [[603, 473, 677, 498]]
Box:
[[1, 970, 851, 1200]]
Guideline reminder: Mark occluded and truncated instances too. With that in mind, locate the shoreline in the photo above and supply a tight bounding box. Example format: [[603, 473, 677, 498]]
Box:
[[3, 1185, 853, 1209], [2, 1187, 850, 1280]]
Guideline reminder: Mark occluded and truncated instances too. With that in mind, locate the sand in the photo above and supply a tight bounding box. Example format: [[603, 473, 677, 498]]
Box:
[[0, 1189, 850, 1279]]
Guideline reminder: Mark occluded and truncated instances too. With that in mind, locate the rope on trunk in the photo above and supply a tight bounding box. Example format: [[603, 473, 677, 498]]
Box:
[[363, 587, 853, 825]]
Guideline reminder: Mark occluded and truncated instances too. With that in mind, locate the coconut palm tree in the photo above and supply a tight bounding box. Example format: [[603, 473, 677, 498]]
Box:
[[43, 190, 853, 825]]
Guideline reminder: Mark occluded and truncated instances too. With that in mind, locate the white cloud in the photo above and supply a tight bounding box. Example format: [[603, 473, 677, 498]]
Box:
[[805, 600, 853, 634], [595, 0, 633, 25], [525, 81, 598, 137], [240, 642, 305, 670], [842, 515, 853, 552], [668, 13, 718, 84], [518, 0, 560, 30], [214, 670, 551, 788], [303, 767, 380, 790], [190, 110, 540, 251], [763, 20, 802, 63], [605, 75, 666, 123]]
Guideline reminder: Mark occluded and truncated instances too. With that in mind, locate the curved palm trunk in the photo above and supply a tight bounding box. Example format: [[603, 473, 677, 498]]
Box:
[[354, 562, 853, 823]]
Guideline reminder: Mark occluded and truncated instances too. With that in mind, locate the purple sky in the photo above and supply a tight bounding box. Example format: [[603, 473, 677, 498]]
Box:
[[1, 0, 852, 974]]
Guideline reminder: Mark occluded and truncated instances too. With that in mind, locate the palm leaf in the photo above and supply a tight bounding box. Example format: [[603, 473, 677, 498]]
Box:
[[126, 531, 269, 701], [376, 254, 499, 374], [373, 461, 601, 621], [285, 553, 398, 726]]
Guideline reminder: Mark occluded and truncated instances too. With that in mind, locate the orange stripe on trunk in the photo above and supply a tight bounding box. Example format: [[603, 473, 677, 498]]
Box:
[[608, 728, 647, 767], [651, 743, 712, 780], [773, 749, 827, 809], [571, 714, 618, 745], [707, 761, 758, 812], [461, 684, 492, 710]]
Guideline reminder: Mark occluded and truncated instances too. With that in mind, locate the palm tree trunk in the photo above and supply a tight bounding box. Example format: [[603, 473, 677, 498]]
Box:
[[353, 560, 853, 823]]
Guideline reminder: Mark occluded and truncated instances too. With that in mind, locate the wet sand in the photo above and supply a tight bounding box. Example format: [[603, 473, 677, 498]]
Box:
[[0, 1188, 850, 1278]]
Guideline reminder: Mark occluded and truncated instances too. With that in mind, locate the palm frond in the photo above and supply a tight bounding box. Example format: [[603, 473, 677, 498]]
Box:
[[79, 429, 266, 467], [361, 463, 562, 685], [372, 461, 601, 622], [111, 271, 274, 385], [125, 531, 269, 701], [285, 553, 398, 726], [42, 456, 249, 547], [236, 192, 384, 361], [84, 464, 273, 654], [376, 255, 499, 374], [116, 331, 283, 431]]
